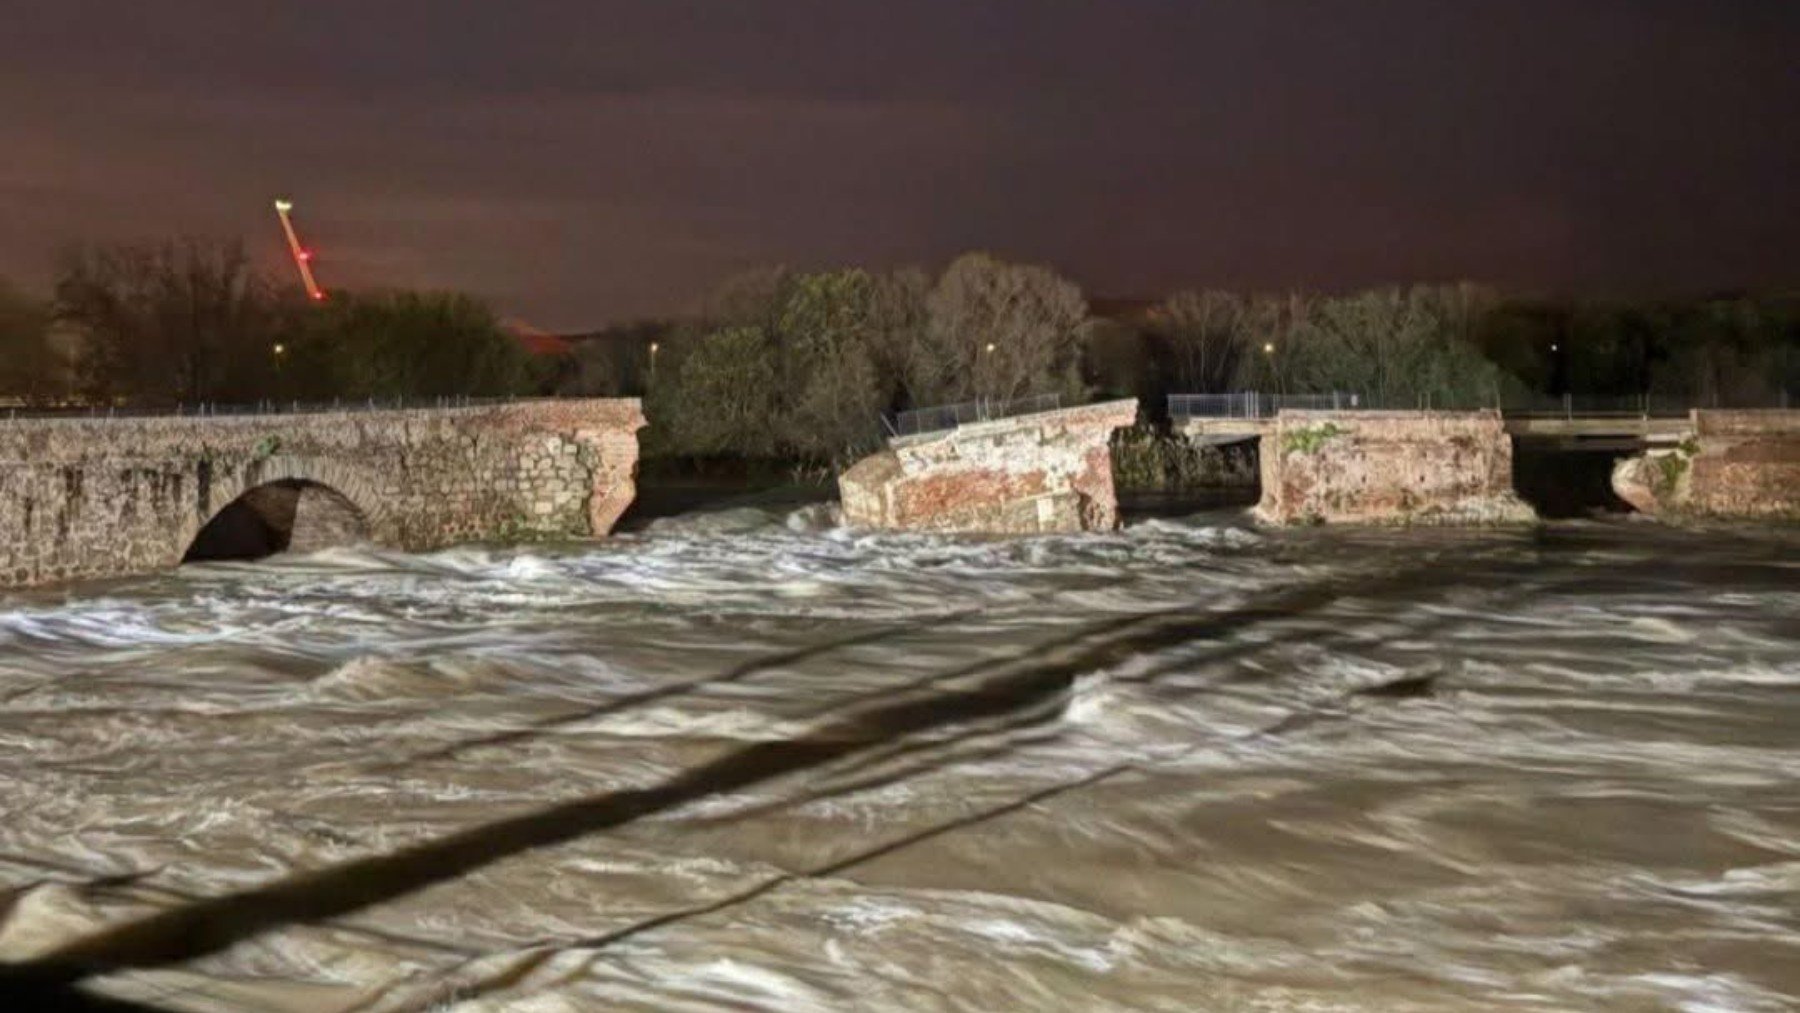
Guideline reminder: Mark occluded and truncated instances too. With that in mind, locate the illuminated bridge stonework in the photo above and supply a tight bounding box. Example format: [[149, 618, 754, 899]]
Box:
[[839, 400, 1139, 534], [0, 399, 645, 588]]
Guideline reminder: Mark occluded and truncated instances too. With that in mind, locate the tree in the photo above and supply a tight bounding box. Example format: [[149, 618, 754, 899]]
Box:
[[665, 325, 782, 456], [288, 290, 529, 399], [699, 265, 793, 333], [1654, 298, 1796, 407], [1227, 286, 1516, 407], [555, 322, 665, 397], [1080, 318, 1152, 400], [0, 279, 60, 405], [774, 270, 889, 464], [865, 267, 931, 409], [56, 238, 278, 404], [1235, 292, 1311, 393], [1151, 290, 1247, 393], [917, 253, 1088, 406], [646, 265, 928, 463]]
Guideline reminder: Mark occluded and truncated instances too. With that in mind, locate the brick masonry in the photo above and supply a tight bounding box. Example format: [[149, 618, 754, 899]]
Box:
[[1255, 410, 1537, 526], [837, 400, 1139, 534], [0, 399, 645, 587], [1613, 410, 1800, 520]]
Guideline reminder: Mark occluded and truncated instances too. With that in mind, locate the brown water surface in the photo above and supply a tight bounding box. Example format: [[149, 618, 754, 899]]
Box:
[[1, 509, 1796, 1010]]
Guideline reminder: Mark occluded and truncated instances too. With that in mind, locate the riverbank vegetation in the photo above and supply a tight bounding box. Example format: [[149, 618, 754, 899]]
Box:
[[2, 237, 1796, 476]]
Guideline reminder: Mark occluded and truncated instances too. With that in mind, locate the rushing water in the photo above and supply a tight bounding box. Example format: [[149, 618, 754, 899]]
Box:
[[1, 509, 1798, 1011]]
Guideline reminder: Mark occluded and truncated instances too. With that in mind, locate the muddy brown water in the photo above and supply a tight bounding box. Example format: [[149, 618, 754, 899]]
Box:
[[1, 509, 1797, 1010]]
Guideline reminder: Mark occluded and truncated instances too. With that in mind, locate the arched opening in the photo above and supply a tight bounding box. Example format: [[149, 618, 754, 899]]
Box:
[[183, 479, 371, 563]]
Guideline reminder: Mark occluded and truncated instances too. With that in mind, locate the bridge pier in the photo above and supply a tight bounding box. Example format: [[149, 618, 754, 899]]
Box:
[[0, 399, 645, 588], [1612, 410, 1800, 519], [1180, 404, 1800, 525], [1251, 410, 1535, 526]]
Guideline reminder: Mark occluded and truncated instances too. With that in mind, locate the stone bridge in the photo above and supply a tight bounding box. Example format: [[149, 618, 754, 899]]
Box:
[[0, 399, 645, 588], [1181, 408, 1800, 524]]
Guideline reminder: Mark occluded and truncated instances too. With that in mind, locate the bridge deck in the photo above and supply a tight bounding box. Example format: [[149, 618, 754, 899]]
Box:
[[1180, 412, 1695, 443]]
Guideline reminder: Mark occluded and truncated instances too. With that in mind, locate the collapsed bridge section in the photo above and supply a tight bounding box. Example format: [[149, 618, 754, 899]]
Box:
[[838, 400, 1139, 534]]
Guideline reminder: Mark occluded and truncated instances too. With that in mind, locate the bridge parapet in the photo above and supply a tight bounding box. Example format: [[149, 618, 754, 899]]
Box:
[[0, 399, 644, 587]]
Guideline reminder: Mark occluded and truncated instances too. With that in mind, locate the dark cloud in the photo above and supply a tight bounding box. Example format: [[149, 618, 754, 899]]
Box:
[[3, 1, 1796, 327]]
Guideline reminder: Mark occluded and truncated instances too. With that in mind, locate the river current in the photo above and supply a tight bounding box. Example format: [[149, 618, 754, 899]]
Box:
[[1, 509, 1797, 1011]]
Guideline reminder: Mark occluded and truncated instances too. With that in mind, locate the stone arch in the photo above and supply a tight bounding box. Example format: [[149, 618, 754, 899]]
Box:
[[183, 455, 384, 563]]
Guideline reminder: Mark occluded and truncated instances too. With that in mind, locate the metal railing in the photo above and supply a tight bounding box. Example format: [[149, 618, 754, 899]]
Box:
[[1500, 393, 1723, 418], [0, 395, 557, 423], [1167, 392, 1360, 419], [1170, 390, 1794, 420], [887, 392, 1063, 438]]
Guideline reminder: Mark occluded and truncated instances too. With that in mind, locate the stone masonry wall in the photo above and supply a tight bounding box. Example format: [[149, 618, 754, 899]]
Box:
[[0, 399, 645, 588], [1256, 410, 1535, 526], [838, 400, 1138, 534], [1613, 410, 1800, 520]]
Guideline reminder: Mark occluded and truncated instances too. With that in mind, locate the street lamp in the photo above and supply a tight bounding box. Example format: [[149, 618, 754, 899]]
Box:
[[1262, 342, 1275, 355], [984, 343, 996, 353]]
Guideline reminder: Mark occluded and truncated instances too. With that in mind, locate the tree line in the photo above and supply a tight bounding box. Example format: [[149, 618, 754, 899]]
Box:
[[569, 265, 1798, 464], [2, 236, 1795, 468], [610, 253, 1091, 465], [0, 238, 532, 407]]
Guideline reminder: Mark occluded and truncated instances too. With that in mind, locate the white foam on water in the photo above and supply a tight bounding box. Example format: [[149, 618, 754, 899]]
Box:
[[2, 517, 1797, 1008]]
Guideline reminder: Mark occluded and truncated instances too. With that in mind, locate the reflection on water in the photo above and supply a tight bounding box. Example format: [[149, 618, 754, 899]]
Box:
[[1, 509, 1797, 1010]]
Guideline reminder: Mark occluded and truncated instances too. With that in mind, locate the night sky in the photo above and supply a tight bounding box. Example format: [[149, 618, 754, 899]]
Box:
[[4, 1, 1797, 328]]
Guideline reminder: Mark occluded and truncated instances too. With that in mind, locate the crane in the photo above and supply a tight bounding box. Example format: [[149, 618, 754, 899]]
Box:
[[272, 198, 326, 302]]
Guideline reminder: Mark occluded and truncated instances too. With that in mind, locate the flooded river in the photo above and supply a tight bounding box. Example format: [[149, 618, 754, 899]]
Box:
[[2, 510, 1798, 1010]]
